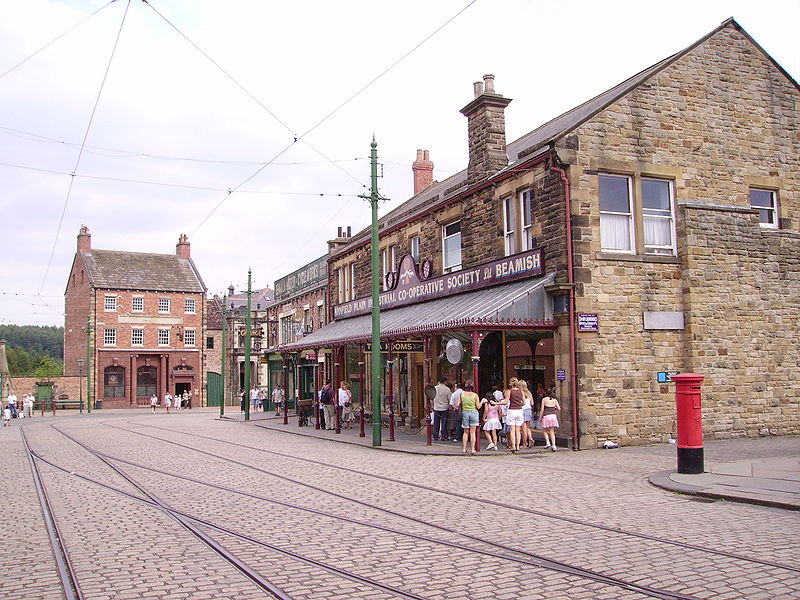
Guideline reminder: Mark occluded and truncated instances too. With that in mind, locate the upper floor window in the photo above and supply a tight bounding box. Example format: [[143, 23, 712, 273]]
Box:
[[206, 336, 214, 349], [103, 327, 116, 346], [337, 264, 356, 304], [104, 296, 117, 311], [158, 328, 169, 346], [503, 196, 516, 255], [410, 236, 420, 263], [381, 245, 397, 290], [184, 298, 196, 314], [131, 327, 144, 346], [318, 304, 325, 329], [520, 189, 534, 251], [642, 178, 676, 255], [599, 174, 635, 253], [158, 298, 170, 313], [132, 296, 144, 312], [442, 221, 462, 273], [750, 189, 778, 229], [183, 329, 196, 347], [280, 315, 293, 345]]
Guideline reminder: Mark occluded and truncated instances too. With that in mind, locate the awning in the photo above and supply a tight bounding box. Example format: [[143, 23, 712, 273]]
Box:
[[281, 274, 555, 351]]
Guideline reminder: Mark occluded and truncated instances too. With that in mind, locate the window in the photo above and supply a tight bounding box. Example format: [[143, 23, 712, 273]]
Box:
[[132, 296, 144, 312], [599, 174, 634, 253], [136, 366, 157, 399], [104, 296, 117, 311], [103, 366, 125, 398], [103, 328, 116, 346], [750, 189, 778, 228], [206, 336, 214, 349], [410, 236, 420, 262], [349, 263, 356, 300], [503, 196, 516, 255], [280, 315, 293, 344], [642, 178, 676, 255], [158, 298, 170, 313], [520, 189, 534, 251], [442, 221, 462, 273], [381, 245, 397, 290], [184, 329, 196, 346], [338, 264, 357, 302], [131, 328, 144, 346], [318, 304, 325, 329], [158, 328, 169, 346], [184, 298, 196, 314]]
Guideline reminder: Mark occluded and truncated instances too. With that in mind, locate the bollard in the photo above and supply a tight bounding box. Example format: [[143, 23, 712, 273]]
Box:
[[672, 373, 705, 474]]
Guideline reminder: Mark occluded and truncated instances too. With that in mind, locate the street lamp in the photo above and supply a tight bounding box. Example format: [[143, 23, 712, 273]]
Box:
[[77, 357, 84, 414]]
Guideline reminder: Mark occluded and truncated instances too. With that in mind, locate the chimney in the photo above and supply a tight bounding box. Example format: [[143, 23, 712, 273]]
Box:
[[460, 74, 512, 187], [228, 284, 235, 296], [412, 149, 434, 195], [176, 233, 190, 259], [77, 225, 91, 253]]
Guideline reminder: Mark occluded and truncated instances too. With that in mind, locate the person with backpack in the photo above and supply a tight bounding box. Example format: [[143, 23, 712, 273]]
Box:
[[320, 380, 335, 430]]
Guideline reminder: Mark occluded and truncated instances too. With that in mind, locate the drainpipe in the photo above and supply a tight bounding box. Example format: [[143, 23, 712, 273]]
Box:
[[548, 152, 579, 450]]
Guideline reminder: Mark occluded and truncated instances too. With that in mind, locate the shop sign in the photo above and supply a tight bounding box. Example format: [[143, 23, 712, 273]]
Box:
[[333, 249, 544, 320], [657, 371, 680, 383], [365, 340, 424, 353], [556, 369, 566, 381], [577, 313, 599, 332], [274, 256, 327, 300]]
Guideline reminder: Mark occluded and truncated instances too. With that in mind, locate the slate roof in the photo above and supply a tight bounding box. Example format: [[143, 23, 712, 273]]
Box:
[[82, 249, 205, 293]]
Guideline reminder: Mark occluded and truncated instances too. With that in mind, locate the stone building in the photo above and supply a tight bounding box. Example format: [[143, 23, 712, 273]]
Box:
[[282, 19, 799, 447], [64, 226, 207, 408]]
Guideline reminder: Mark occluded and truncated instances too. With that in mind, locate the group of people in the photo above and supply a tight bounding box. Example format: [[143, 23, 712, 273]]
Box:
[[149, 391, 192, 414], [3, 392, 35, 425], [317, 380, 353, 430], [433, 376, 560, 454]]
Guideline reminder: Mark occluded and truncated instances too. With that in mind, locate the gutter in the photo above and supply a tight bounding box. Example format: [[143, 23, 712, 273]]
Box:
[[548, 150, 580, 451]]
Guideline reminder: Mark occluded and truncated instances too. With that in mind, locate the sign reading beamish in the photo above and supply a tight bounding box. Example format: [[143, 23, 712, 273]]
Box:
[[333, 248, 544, 320]]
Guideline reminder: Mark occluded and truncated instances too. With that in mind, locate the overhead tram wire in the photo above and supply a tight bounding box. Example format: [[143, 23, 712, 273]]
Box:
[[0, 1, 116, 80], [38, 0, 132, 296]]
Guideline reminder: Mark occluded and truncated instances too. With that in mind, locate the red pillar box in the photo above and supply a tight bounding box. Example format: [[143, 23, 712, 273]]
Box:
[[672, 373, 705, 474]]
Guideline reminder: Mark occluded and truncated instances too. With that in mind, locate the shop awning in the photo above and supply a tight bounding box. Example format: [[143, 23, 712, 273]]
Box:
[[281, 274, 555, 351]]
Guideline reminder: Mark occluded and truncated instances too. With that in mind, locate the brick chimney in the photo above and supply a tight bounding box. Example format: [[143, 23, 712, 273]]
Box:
[[460, 74, 512, 187], [77, 225, 91, 252], [176, 233, 190, 259], [412, 149, 434, 195]]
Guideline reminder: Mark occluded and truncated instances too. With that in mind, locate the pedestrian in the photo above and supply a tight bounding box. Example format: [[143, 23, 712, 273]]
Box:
[[250, 386, 260, 412], [339, 381, 353, 429], [7, 392, 17, 418], [26, 394, 35, 418], [2, 406, 10, 426], [320, 380, 335, 430], [182, 391, 189, 409], [456, 383, 482, 454], [240, 389, 246, 413], [448, 383, 464, 442], [187, 391, 193, 409], [258, 387, 267, 412], [272, 384, 285, 416], [539, 391, 561, 451], [432, 377, 451, 441], [502, 377, 524, 452], [150, 393, 158, 414], [518, 379, 535, 448], [482, 390, 502, 450], [164, 393, 172, 413], [317, 388, 326, 429]]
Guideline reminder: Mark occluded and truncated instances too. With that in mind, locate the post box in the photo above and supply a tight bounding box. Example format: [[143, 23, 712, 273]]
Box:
[[672, 373, 705, 474]]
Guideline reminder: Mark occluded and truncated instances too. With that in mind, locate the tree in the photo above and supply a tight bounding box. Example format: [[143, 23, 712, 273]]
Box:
[[32, 356, 63, 380]]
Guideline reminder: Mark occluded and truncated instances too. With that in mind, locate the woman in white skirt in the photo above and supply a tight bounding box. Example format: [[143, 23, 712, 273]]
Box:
[[482, 390, 502, 450], [538, 391, 561, 451]]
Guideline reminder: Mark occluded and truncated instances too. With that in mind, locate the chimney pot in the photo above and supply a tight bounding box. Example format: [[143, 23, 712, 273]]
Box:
[[337, 226, 342, 238], [347, 226, 351, 237], [176, 233, 190, 259], [412, 148, 434, 195], [473, 81, 484, 98], [483, 74, 496, 94], [416, 149, 423, 161], [77, 225, 91, 252]]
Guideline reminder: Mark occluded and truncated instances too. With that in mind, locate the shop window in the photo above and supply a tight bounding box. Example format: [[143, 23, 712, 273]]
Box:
[[750, 189, 778, 228], [136, 366, 157, 398], [442, 221, 462, 273], [104, 366, 125, 398]]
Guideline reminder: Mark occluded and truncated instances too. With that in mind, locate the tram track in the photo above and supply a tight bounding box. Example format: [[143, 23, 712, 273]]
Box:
[[121, 421, 800, 575]]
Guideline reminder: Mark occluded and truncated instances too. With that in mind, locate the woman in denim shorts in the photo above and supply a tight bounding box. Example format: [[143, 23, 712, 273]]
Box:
[[457, 383, 483, 454]]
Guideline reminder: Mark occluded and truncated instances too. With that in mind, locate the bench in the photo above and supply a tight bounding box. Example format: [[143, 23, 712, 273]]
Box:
[[37, 399, 83, 413]]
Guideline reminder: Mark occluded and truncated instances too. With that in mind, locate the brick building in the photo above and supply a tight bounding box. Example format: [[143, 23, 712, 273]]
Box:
[[64, 227, 207, 408], [283, 19, 799, 447]]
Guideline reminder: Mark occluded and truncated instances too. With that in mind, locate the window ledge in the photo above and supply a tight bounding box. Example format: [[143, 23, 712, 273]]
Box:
[[596, 252, 680, 264]]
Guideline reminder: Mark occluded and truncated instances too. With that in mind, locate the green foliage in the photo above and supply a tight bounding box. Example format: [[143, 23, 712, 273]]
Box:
[[1, 325, 64, 376]]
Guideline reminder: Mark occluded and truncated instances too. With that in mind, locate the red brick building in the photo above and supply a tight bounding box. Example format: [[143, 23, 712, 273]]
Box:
[[64, 226, 207, 408]]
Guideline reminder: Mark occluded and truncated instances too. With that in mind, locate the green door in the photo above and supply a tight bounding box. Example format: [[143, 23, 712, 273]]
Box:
[[36, 382, 53, 411], [207, 372, 222, 407]]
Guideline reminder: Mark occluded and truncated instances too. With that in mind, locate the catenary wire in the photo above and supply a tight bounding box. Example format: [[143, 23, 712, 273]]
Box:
[[38, 0, 131, 296]]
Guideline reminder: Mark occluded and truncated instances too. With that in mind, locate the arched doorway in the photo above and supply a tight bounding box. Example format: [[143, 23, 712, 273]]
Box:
[[137, 366, 157, 404]]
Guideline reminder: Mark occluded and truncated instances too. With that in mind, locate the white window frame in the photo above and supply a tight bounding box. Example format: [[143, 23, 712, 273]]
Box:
[[279, 315, 293, 345], [519, 189, 534, 251], [131, 327, 144, 347], [158, 328, 170, 346], [750, 188, 778, 229], [104, 296, 117, 311], [184, 298, 196, 314], [348, 263, 356, 300], [442, 221, 462, 273], [599, 173, 635, 254], [183, 329, 196, 347], [410, 236, 420, 262], [103, 327, 116, 346], [642, 177, 677, 256], [381, 246, 397, 290], [131, 296, 144, 312], [158, 298, 170, 314], [503, 196, 516, 255]]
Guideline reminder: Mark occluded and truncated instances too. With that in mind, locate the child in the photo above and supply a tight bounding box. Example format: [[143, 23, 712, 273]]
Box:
[[482, 391, 502, 450], [2, 407, 11, 426], [538, 391, 561, 451]]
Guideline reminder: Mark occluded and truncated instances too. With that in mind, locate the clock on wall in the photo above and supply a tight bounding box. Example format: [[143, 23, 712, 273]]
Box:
[[385, 271, 396, 289]]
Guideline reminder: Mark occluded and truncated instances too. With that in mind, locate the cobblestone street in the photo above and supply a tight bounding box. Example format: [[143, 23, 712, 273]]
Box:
[[2, 409, 798, 600]]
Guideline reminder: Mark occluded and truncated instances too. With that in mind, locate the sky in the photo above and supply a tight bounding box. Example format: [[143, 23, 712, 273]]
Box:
[[1, 0, 798, 328]]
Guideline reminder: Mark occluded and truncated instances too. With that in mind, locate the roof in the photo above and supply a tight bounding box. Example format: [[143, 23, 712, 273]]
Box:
[[82, 249, 205, 293], [281, 274, 555, 350], [228, 288, 274, 311], [206, 298, 223, 329]]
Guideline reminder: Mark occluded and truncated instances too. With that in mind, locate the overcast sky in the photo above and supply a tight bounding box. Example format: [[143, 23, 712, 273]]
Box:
[[1, 0, 798, 328]]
